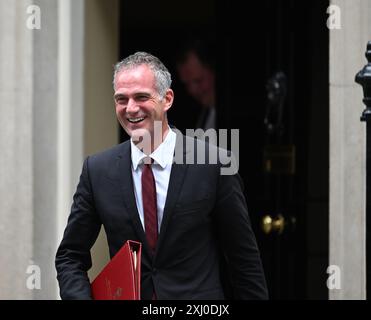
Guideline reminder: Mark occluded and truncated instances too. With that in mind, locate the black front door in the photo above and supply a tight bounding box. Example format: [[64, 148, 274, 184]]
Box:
[[119, 0, 329, 299], [216, 0, 329, 299]]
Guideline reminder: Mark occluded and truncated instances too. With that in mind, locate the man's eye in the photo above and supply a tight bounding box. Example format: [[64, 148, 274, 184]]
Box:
[[137, 96, 149, 101], [116, 98, 127, 104]]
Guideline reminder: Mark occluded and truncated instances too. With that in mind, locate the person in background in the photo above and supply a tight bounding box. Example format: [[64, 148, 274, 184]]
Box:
[[175, 37, 217, 131]]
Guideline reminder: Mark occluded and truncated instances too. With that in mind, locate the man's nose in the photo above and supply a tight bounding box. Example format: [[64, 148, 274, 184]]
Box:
[[126, 99, 139, 113]]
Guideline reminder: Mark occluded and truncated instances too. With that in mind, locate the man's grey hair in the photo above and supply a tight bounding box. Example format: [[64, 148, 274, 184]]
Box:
[[113, 52, 172, 98]]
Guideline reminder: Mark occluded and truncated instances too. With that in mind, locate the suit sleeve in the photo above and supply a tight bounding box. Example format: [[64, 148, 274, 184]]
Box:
[[214, 166, 269, 300], [55, 157, 101, 299]]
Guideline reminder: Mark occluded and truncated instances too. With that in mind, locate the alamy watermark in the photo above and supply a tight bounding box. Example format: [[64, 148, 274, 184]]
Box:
[[25, 5, 341, 31], [327, 5, 341, 30], [131, 121, 239, 175], [326, 265, 341, 290], [26, 5, 41, 30], [26, 260, 41, 290]]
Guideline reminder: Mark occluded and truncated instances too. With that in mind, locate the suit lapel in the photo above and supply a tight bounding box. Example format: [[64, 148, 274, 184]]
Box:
[[117, 143, 149, 254], [154, 133, 189, 257]]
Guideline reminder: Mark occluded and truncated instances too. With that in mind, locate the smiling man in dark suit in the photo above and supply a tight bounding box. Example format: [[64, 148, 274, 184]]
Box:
[[55, 52, 268, 300]]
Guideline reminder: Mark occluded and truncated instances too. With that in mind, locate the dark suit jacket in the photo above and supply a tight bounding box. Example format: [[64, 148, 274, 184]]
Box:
[[55, 132, 268, 300]]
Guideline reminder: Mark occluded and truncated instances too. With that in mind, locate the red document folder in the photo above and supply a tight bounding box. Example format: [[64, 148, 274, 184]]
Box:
[[91, 240, 141, 300]]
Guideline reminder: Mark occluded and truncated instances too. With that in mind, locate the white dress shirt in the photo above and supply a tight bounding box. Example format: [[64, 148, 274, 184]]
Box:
[[130, 128, 176, 232]]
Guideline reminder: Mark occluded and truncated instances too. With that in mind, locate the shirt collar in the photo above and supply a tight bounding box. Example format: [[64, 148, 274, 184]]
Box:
[[130, 127, 176, 170]]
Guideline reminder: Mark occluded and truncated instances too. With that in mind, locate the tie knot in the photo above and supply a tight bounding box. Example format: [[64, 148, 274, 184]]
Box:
[[143, 157, 154, 165]]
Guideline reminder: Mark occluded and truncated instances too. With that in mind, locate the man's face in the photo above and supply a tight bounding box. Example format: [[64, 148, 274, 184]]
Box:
[[114, 64, 174, 142], [177, 52, 215, 108]]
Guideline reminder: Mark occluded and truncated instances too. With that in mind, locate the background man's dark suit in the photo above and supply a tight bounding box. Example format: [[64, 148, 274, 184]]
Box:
[[55, 132, 268, 299]]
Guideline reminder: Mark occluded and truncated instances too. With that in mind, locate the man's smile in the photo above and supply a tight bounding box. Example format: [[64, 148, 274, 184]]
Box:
[[127, 116, 146, 123]]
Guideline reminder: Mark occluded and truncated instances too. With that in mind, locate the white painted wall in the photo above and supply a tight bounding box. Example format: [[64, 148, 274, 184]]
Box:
[[329, 0, 371, 300], [0, 0, 118, 299]]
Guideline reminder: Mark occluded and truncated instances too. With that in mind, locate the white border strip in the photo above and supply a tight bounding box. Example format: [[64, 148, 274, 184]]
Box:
[[57, 0, 85, 298]]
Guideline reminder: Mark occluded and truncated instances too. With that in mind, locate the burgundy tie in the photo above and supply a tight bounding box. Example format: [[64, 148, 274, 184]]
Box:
[[142, 159, 158, 254]]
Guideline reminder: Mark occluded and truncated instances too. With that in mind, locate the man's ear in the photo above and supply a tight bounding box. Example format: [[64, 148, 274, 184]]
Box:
[[163, 89, 174, 112]]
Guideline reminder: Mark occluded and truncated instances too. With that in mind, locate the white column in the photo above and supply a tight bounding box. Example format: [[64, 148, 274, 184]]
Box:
[[0, 0, 85, 299], [329, 0, 371, 299], [32, 0, 59, 300], [0, 0, 34, 300], [54, 0, 85, 299], [56, 0, 85, 253]]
